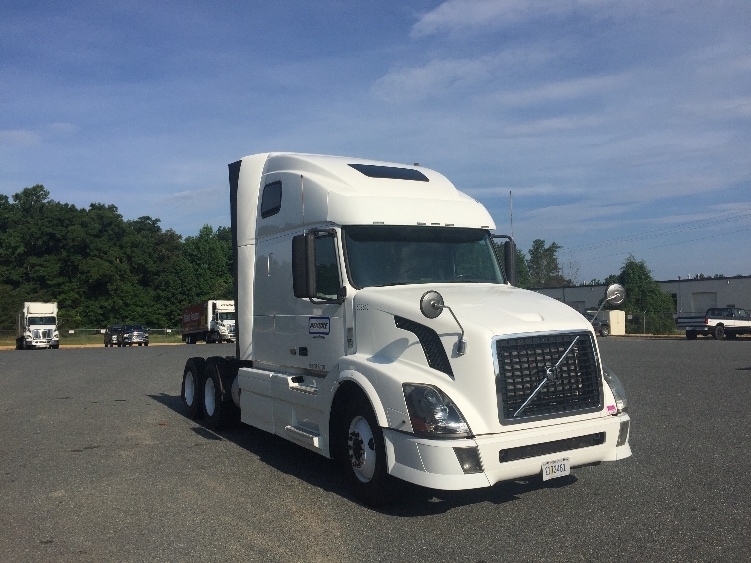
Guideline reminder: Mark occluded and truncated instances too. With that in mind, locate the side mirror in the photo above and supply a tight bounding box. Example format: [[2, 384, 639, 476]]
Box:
[[504, 239, 516, 286], [292, 233, 317, 298]]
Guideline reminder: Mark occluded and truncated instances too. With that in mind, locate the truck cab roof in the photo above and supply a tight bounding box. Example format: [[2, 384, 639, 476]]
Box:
[[231, 153, 495, 246]]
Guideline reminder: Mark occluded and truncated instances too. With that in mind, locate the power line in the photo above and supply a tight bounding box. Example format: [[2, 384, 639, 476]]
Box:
[[569, 210, 751, 253], [579, 224, 751, 263]]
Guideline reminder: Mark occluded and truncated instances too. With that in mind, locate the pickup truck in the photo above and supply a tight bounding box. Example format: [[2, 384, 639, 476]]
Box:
[[678, 307, 751, 340]]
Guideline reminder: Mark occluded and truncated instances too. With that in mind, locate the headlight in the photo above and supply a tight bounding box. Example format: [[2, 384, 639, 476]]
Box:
[[603, 365, 628, 414], [403, 384, 471, 437]]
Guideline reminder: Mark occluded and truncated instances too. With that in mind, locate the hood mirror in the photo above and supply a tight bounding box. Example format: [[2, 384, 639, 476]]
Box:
[[605, 284, 625, 306], [420, 291, 444, 319], [419, 290, 466, 355]]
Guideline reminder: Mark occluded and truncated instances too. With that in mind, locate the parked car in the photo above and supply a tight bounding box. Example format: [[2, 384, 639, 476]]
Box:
[[103, 324, 121, 347], [586, 313, 610, 337], [117, 324, 149, 347], [682, 307, 751, 340]]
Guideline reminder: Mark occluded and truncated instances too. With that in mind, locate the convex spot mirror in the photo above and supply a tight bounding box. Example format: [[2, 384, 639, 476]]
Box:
[[420, 291, 444, 319], [605, 284, 626, 306]]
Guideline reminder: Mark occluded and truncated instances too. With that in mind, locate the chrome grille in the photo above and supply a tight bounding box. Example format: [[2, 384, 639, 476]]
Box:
[[494, 331, 601, 422]]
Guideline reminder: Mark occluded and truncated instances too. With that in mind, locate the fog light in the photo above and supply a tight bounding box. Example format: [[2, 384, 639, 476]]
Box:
[[617, 419, 630, 446], [453, 446, 483, 474]]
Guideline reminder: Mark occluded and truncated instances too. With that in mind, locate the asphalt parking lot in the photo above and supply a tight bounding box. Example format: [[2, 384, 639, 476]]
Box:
[[1, 338, 750, 562]]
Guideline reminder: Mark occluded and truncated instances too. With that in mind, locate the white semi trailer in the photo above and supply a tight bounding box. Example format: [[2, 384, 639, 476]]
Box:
[[180, 153, 631, 506], [16, 302, 59, 350]]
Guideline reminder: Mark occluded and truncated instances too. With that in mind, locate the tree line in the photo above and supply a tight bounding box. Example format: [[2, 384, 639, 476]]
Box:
[[1, 184, 675, 333], [0, 185, 232, 329]]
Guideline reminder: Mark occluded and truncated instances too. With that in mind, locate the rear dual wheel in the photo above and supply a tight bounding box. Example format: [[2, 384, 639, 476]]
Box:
[[202, 359, 238, 431], [181, 358, 206, 419]]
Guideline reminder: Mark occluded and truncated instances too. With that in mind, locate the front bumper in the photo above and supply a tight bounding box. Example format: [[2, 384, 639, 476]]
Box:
[[384, 413, 631, 490], [123, 335, 148, 344], [25, 339, 58, 349]]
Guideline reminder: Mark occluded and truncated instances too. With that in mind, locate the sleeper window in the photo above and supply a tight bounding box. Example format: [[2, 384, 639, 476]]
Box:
[[260, 181, 282, 218]]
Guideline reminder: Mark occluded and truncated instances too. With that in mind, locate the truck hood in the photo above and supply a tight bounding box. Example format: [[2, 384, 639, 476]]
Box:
[[355, 283, 590, 337]]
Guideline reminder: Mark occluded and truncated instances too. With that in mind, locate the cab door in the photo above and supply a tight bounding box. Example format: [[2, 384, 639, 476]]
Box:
[[290, 230, 346, 375], [267, 230, 345, 448]]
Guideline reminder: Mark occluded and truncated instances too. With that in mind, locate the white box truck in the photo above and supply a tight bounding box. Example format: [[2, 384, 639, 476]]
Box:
[[181, 300, 236, 344], [16, 302, 59, 350], [180, 153, 631, 506]]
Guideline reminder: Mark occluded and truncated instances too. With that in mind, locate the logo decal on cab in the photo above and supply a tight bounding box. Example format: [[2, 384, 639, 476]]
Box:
[[309, 317, 330, 335]]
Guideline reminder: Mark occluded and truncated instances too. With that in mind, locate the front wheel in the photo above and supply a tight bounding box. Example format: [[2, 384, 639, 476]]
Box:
[[686, 330, 697, 340], [339, 396, 395, 507], [181, 358, 206, 419], [600, 325, 610, 337]]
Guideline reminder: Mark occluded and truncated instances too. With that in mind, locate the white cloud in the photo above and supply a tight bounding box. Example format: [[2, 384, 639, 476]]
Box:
[[503, 115, 603, 136], [48, 122, 78, 135], [371, 56, 492, 103], [411, 0, 635, 38], [0, 129, 40, 146], [159, 185, 227, 211], [488, 73, 628, 107]]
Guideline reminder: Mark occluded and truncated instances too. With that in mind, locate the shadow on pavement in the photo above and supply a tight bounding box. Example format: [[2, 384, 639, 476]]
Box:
[[148, 392, 579, 515]]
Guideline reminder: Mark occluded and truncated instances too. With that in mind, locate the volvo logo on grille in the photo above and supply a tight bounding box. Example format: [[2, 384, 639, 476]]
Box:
[[514, 336, 580, 417], [544, 365, 560, 381]]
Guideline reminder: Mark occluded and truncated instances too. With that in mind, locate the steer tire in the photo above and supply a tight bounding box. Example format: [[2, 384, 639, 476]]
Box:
[[713, 325, 725, 340], [182, 357, 206, 420], [338, 394, 395, 507], [600, 325, 610, 337]]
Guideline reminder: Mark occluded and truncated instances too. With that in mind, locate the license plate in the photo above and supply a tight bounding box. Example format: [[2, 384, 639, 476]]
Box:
[[541, 458, 570, 481]]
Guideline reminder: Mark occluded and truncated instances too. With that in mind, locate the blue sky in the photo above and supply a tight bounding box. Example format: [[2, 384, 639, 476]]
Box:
[[2, 0, 750, 282]]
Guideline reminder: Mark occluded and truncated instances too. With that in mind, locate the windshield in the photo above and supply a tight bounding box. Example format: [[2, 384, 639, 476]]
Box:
[[29, 316, 56, 325], [343, 226, 505, 288], [218, 312, 236, 322]]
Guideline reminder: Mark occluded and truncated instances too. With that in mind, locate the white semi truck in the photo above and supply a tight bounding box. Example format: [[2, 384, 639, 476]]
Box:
[[180, 153, 631, 506], [16, 302, 59, 350], [182, 300, 237, 344]]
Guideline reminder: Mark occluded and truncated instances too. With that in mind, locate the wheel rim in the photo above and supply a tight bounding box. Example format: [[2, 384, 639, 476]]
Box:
[[204, 377, 216, 417], [348, 415, 376, 483], [184, 371, 195, 406]]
